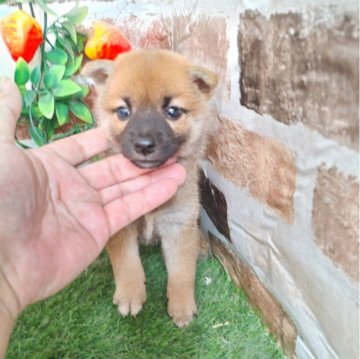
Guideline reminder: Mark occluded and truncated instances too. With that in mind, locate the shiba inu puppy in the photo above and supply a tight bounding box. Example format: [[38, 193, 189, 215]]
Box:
[[81, 50, 218, 327]]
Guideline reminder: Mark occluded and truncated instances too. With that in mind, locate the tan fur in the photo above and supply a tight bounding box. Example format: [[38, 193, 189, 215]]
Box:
[[82, 50, 218, 327]]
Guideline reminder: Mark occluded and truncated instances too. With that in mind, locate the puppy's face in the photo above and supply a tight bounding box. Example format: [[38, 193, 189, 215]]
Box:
[[82, 50, 218, 168]]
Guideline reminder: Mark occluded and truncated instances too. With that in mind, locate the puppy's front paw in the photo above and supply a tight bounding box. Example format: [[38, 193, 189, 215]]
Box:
[[168, 294, 197, 328], [113, 280, 146, 317]]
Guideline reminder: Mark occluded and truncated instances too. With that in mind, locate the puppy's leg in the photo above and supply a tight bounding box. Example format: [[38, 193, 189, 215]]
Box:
[[161, 224, 200, 327], [107, 226, 146, 317]]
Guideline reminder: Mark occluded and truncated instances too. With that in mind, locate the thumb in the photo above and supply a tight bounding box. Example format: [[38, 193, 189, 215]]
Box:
[[0, 77, 22, 141]]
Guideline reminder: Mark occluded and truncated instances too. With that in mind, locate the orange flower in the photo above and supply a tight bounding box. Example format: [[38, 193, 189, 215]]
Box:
[[85, 21, 131, 60], [0, 10, 43, 63]]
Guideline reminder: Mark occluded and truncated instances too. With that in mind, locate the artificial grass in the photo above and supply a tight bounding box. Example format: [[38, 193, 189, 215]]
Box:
[[7, 245, 284, 359]]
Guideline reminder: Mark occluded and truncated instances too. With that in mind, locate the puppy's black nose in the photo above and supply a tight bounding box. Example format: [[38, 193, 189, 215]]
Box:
[[134, 137, 156, 155]]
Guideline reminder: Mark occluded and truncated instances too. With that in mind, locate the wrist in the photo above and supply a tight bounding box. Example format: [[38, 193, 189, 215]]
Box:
[[0, 264, 22, 317], [0, 297, 15, 359], [0, 267, 21, 358]]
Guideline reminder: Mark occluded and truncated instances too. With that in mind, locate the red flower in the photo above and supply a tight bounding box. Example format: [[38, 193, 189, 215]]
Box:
[[85, 21, 131, 60], [0, 10, 43, 62]]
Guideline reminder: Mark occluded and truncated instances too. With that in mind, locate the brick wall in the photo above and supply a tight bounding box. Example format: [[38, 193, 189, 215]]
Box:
[[1, 1, 358, 358], [89, 3, 360, 357]]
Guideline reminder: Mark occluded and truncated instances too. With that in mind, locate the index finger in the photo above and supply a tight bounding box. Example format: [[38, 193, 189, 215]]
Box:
[[39, 127, 109, 166], [79, 154, 177, 190], [105, 178, 179, 236]]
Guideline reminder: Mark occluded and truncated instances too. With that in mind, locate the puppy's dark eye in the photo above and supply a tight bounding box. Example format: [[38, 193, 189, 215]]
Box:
[[165, 106, 183, 120], [116, 106, 131, 120]]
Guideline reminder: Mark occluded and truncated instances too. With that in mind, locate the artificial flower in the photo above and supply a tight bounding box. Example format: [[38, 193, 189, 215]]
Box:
[[0, 9, 43, 62], [85, 21, 131, 60]]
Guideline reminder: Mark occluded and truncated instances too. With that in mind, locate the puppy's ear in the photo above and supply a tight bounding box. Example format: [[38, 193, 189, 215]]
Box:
[[188, 66, 218, 99], [80, 60, 113, 88]]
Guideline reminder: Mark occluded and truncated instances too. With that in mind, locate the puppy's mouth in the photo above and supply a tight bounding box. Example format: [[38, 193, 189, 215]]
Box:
[[131, 159, 166, 169]]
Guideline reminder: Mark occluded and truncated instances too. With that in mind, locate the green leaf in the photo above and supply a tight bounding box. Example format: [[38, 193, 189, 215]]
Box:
[[44, 71, 57, 89], [30, 66, 41, 86], [64, 55, 83, 77], [20, 105, 29, 117], [56, 36, 74, 63], [53, 65, 66, 81], [29, 123, 47, 146], [46, 49, 68, 65], [35, 0, 58, 18], [40, 118, 55, 140], [76, 32, 87, 52], [65, 6, 88, 25], [52, 80, 81, 98], [44, 65, 65, 89], [31, 105, 43, 119], [18, 85, 26, 95], [14, 58, 30, 86], [39, 92, 55, 119], [61, 20, 77, 44], [69, 100, 93, 124], [74, 84, 89, 99], [55, 102, 70, 126], [24, 90, 36, 107]]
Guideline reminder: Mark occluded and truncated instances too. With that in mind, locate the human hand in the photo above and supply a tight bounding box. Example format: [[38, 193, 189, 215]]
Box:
[[0, 77, 186, 321]]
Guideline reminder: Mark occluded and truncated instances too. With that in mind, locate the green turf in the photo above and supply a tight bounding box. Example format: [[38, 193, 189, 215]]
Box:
[[7, 245, 284, 359]]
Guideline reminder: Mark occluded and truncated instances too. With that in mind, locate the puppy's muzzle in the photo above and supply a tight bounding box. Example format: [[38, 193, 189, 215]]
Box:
[[134, 136, 156, 156], [120, 109, 183, 169]]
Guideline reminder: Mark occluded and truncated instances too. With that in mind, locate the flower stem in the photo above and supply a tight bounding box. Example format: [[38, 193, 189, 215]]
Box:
[[45, 38, 54, 49], [38, 2, 48, 92], [29, 2, 36, 18], [15, 138, 31, 149]]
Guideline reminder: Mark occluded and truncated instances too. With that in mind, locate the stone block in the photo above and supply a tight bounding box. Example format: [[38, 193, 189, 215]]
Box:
[[238, 10, 359, 150], [206, 116, 296, 223], [115, 16, 172, 50], [173, 15, 228, 75], [312, 166, 359, 281], [209, 233, 297, 358]]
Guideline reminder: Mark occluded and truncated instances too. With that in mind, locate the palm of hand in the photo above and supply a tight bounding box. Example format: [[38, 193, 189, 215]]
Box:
[[0, 143, 110, 308]]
